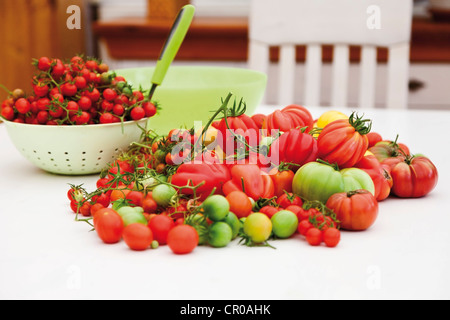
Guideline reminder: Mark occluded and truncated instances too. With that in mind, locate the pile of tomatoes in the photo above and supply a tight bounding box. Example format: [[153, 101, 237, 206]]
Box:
[[67, 92, 438, 254], [0, 55, 157, 125]]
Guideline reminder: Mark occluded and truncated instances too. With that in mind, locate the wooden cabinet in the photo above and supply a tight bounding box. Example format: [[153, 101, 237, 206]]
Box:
[[0, 0, 85, 101]]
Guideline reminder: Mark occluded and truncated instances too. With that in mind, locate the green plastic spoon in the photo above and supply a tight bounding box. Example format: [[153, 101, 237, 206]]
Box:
[[148, 4, 195, 101]]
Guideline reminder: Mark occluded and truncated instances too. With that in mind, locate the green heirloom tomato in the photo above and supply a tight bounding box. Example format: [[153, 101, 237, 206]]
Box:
[[292, 161, 375, 203]]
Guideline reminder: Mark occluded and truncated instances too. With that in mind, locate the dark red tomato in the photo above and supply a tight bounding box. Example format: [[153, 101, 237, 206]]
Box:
[[268, 127, 318, 171], [326, 189, 378, 231], [390, 156, 438, 198], [317, 112, 371, 168], [264, 104, 314, 134]]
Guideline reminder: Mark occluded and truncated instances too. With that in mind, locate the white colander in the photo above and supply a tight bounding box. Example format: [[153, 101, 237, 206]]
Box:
[[3, 118, 149, 175]]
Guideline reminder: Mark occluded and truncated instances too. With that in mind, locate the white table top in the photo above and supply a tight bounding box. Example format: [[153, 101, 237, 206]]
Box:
[[1, 105, 450, 300]]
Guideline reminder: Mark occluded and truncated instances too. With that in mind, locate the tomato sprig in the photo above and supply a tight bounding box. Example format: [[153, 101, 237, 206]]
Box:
[[348, 112, 372, 135]]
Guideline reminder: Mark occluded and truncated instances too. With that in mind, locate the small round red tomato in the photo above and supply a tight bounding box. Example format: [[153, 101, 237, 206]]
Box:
[[276, 192, 302, 209], [130, 106, 145, 120], [298, 219, 313, 236], [122, 223, 154, 251], [94, 209, 124, 244], [284, 204, 306, 221], [148, 214, 175, 245], [15, 98, 31, 114], [306, 227, 322, 246], [390, 156, 438, 198], [323, 227, 341, 248], [167, 224, 199, 254], [259, 205, 280, 219], [326, 189, 378, 231], [125, 191, 144, 207], [141, 195, 158, 213]]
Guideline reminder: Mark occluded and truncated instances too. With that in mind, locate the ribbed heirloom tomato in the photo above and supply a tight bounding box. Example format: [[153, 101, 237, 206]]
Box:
[[292, 161, 375, 203], [389, 155, 438, 198], [317, 112, 371, 168], [264, 104, 315, 134], [326, 189, 379, 231], [268, 127, 318, 171]]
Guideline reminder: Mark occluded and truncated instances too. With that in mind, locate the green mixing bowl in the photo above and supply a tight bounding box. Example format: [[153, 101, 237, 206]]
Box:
[[116, 66, 267, 135]]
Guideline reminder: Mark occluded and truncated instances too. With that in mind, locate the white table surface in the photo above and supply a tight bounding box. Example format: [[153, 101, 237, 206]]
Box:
[[1, 105, 450, 300]]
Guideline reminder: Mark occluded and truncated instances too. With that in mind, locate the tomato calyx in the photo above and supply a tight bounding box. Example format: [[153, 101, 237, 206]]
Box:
[[346, 189, 370, 197], [221, 96, 247, 118], [316, 158, 340, 171], [348, 112, 372, 135]]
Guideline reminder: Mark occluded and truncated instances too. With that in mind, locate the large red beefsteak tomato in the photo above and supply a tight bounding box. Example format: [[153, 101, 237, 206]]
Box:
[[326, 189, 378, 231], [264, 104, 314, 134], [389, 155, 438, 198], [268, 127, 318, 171], [317, 112, 371, 168]]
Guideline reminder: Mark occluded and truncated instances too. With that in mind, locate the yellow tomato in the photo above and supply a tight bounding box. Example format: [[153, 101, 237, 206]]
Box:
[[195, 126, 219, 147], [316, 110, 348, 129], [243, 212, 272, 244]]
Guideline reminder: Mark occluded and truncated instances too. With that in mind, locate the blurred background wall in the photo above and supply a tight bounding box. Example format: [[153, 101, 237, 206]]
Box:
[[1, 0, 449, 109]]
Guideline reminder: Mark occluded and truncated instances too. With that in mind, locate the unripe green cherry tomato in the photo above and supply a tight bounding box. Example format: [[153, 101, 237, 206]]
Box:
[[202, 195, 230, 222], [208, 222, 233, 248], [271, 210, 299, 239], [223, 211, 240, 239], [152, 184, 177, 207]]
